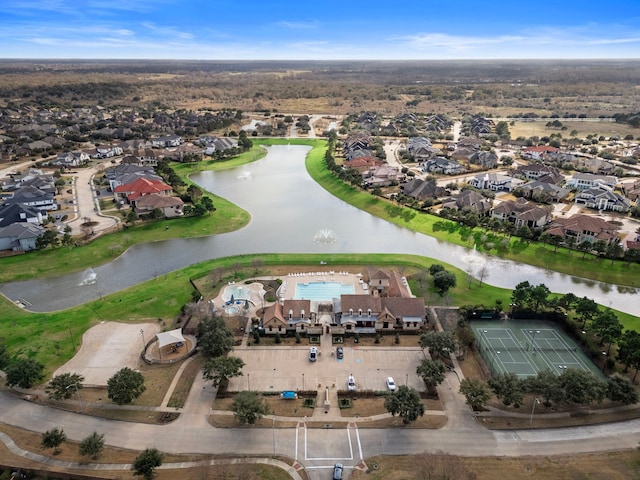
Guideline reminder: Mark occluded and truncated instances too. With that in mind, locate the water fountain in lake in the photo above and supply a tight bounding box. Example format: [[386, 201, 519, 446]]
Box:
[[313, 229, 337, 245], [237, 170, 252, 180], [461, 244, 486, 266], [78, 268, 97, 286]]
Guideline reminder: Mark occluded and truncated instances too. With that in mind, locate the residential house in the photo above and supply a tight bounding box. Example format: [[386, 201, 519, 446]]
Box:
[[113, 178, 173, 204], [515, 181, 570, 203], [343, 132, 373, 160], [362, 165, 404, 187], [521, 145, 560, 160], [91, 145, 123, 159], [104, 164, 158, 191], [544, 214, 619, 245], [468, 172, 523, 192], [0, 203, 43, 227], [514, 164, 564, 184], [565, 173, 618, 190], [163, 143, 204, 162], [441, 190, 493, 215], [407, 137, 440, 161], [344, 155, 384, 173], [151, 134, 184, 148], [573, 157, 616, 175], [621, 179, 640, 202], [54, 151, 90, 168], [422, 157, 464, 175], [0, 222, 46, 252], [574, 185, 630, 213], [4, 185, 57, 211], [400, 178, 447, 201], [134, 193, 184, 218], [469, 150, 498, 169], [469, 115, 494, 136], [490, 198, 551, 228]]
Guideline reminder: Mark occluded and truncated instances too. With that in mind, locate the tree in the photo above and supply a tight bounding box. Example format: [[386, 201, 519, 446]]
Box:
[[202, 356, 245, 388], [0, 340, 9, 369], [198, 315, 234, 359], [524, 369, 565, 407], [607, 374, 639, 405], [459, 378, 491, 411], [558, 369, 606, 405], [79, 431, 105, 459], [200, 196, 215, 213], [231, 391, 269, 425], [433, 270, 457, 295], [107, 367, 146, 405], [591, 308, 623, 355], [575, 296, 598, 330], [46, 372, 85, 401], [416, 359, 446, 395], [384, 385, 425, 424], [132, 448, 163, 480], [488, 372, 524, 408], [617, 330, 640, 382], [419, 331, 456, 360], [528, 284, 550, 313], [428, 263, 445, 276], [5, 358, 45, 389], [41, 427, 66, 454]]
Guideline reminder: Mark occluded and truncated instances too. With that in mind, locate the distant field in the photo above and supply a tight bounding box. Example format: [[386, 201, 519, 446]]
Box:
[[508, 120, 638, 140]]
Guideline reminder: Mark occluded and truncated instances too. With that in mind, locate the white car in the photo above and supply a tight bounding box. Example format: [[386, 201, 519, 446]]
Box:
[[347, 375, 356, 391], [308, 347, 318, 362], [386, 376, 396, 391]]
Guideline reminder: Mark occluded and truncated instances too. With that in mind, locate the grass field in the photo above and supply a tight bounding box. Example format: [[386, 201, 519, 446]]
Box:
[[509, 120, 638, 140]]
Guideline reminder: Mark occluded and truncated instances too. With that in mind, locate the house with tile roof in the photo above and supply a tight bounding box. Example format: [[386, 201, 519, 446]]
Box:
[[490, 198, 552, 228], [522, 145, 560, 160], [113, 177, 173, 203], [134, 193, 184, 218], [515, 180, 570, 203], [544, 214, 620, 246], [441, 190, 493, 215]]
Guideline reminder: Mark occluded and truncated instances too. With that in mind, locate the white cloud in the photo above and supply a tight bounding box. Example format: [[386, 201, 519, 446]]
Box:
[[274, 20, 319, 30]]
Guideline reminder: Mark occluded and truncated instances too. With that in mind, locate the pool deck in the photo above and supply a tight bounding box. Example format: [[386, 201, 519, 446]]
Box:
[[278, 270, 369, 301]]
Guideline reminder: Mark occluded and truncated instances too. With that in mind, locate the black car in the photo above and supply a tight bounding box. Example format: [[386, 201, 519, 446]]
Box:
[[336, 347, 343, 359]]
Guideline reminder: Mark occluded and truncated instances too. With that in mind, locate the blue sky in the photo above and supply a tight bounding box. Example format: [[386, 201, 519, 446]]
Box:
[[2, 0, 640, 60]]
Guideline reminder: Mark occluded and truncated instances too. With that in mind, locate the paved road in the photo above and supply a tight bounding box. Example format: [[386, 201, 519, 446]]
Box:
[[66, 162, 119, 236]]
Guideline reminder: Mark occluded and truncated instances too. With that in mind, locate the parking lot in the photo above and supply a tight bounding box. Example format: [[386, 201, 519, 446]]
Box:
[[228, 344, 426, 393]]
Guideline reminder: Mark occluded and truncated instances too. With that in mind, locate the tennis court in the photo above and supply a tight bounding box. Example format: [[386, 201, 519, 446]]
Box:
[[472, 320, 602, 378]]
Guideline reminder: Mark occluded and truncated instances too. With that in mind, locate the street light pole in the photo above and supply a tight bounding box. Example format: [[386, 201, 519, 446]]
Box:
[[529, 397, 540, 426], [247, 373, 250, 391], [528, 330, 540, 351], [66, 383, 82, 409], [272, 417, 276, 458], [302, 373, 305, 391], [140, 329, 146, 349]]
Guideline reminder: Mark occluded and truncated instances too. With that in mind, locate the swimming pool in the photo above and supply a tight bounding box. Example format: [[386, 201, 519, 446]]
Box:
[[294, 281, 355, 301]]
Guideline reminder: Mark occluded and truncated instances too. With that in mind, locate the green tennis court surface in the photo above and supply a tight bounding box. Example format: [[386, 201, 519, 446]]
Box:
[[472, 320, 602, 378]]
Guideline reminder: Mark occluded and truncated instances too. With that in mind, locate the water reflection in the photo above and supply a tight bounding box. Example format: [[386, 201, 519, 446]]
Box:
[[1, 145, 638, 315]]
